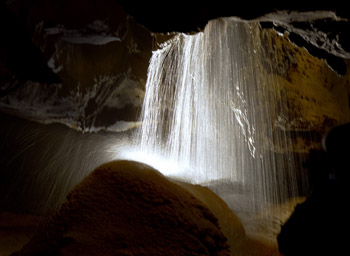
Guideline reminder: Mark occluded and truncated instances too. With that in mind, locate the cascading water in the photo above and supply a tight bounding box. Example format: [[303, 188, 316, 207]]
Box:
[[124, 17, 308, 241]]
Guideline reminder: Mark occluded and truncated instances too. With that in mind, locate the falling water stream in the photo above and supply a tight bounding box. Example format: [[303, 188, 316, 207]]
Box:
[[123, 17, 308, 241], [0, 16, 311, 254]]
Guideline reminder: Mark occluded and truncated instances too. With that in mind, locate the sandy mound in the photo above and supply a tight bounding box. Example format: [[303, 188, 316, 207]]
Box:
[[173, 180, 246, 254], [12, 160, 231, 256]]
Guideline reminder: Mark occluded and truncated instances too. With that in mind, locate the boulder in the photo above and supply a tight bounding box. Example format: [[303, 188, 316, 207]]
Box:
[[12, 160, 231, 256]]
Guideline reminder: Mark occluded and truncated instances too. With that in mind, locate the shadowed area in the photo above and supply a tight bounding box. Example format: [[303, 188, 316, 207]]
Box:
[[1, 2, 350, 255], [8, 160, 283, 256], [11, 160, 231, 256]]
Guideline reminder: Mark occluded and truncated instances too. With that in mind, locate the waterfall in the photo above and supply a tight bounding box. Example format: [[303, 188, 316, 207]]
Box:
[[124, 17, 307, 239]]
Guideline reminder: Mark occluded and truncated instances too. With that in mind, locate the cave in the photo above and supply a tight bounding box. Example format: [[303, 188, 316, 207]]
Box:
[[1, 1, 350, 255]]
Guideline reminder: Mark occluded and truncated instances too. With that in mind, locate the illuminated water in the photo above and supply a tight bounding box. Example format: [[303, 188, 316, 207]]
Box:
[[0, 16, 309, 247], [124, 18, 307, 238]]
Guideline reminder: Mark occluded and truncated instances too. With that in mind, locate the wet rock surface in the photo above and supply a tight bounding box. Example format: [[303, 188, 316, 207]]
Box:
[[1, 1, 349, 136], [1, 4, 350, 255], [11, 160, 231, 256], [259, 17, 350, 152], [7, 160, 284, 256]]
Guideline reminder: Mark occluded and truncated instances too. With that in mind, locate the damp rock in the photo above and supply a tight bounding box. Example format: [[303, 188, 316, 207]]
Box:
[[12, 160, 232, 256], [1, 3, 350, 142], [259, 12, 350, 152]]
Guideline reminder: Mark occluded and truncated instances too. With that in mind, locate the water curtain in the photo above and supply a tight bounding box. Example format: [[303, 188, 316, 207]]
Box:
[[132, 18, 304, 233]]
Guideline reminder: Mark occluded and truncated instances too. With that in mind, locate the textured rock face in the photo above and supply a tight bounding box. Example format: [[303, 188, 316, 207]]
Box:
[[13, 160, 232, 256], [11, 160, 285, 256], [1, 2, 349, 144], [258, 13, 350, 151], [1, 0, 152, 132], [2, 4, 349, 254]]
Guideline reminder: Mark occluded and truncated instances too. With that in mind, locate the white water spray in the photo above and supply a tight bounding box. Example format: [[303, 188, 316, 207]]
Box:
[[124, 17, 307, 239]]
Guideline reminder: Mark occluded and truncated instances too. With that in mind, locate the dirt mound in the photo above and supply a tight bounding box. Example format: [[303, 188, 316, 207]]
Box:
[[13, 160, 230, 256]]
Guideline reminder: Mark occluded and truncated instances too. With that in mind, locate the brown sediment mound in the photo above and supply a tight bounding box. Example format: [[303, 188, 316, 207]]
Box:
[[173, 180, 246, 254], [12, 160, 230, 256]]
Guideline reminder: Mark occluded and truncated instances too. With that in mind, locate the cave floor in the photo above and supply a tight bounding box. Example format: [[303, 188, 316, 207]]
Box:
[[0, 211, 284, 256], [0, 212, 42, 256]]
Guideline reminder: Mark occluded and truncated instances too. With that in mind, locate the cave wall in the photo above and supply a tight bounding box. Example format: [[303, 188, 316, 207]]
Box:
[[1, 0, 153, 132], [260, 25, 350, 152], [1, 0, 349, 145], [1, 2, 350, 254]]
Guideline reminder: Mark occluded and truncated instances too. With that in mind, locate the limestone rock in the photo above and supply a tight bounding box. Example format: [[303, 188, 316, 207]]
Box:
[[257, 12, 350, 152], [266, 31, 349, 151]]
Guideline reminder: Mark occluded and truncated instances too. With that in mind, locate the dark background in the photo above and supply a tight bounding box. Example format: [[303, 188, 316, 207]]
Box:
[[1, 0, 349, 84], [117, 1, 350, 32]]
